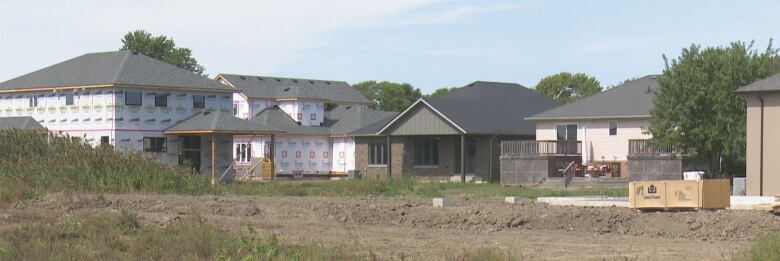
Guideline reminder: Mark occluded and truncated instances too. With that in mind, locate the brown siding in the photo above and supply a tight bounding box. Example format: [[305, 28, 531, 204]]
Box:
[[387, 104, 460, 135], [745, 93, 780, 196]]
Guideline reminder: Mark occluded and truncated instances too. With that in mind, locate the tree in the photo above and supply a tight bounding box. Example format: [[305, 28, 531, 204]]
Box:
[[120, 30, 206, 75], [649, 40, 780, 177], [353, 81, 422, 112], [534, 72, 602, 103], [426, 87, 458, 98]]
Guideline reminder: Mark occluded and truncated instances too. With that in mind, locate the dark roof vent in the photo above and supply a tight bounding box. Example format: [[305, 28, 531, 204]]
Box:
[[275, 78, 281, 82], [257, 77, 263, 81], [203, 111, 211, 115], [292, 79, 298, 83], [283, 87, 290, 92], [309, 80, 314, 84], [345, 105, 352, 110], [131, 51, 138, 55], [325, 81, 331, 85], [239, 76, 246, 80], [645, 86, 652, 93]]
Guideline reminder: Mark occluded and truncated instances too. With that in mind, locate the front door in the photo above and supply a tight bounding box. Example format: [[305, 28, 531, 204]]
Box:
[[454, 138, 477, 174], [178, 136, 202, 172]]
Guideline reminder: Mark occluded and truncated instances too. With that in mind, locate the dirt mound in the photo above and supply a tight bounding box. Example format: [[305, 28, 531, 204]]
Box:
[[317, 197, 779, 241]]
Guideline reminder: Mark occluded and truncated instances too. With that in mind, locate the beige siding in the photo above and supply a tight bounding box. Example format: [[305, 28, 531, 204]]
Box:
[[388, 104, 460, 135], [535, 118, 651, 162], [745, 93, 780, 196]]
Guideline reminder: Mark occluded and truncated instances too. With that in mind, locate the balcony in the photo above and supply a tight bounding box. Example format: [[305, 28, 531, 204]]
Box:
[[501, 140, 582, 156]]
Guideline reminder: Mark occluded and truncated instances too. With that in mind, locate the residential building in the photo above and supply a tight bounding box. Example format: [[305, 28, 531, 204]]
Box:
[[350, 81, 560, 182], [0, 51, 236, 176], [525, 75, 660, 178], [735, 72, 780, 196]]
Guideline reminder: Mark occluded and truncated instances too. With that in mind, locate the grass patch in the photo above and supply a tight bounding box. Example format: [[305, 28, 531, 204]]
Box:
[[0, 129, 626, 201], [0, 210, 353, 260], [737, 232, 780, 261]]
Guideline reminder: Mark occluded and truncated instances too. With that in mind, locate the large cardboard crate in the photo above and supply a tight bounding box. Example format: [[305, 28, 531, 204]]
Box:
[[629, 179, 730, 210]]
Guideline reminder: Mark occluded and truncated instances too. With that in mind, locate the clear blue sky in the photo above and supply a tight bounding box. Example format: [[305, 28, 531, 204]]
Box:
[[1, 0, 778, 93]]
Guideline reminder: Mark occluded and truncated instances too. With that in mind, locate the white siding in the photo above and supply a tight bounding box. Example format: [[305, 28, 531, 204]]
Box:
[[535, 118, 651, 162]]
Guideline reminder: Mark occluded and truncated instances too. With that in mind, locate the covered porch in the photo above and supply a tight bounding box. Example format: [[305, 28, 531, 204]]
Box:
[[164, 111, 282, 183]]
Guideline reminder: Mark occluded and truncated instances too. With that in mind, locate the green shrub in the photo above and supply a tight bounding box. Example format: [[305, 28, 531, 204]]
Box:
[[0, 129, 213, 201]]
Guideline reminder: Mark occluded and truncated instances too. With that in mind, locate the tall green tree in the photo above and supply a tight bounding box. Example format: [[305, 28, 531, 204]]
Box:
[[426, 87, 458, 98], [120, 30, 206, 75], [649, 40, 780, 177], [534, 72, 602, 103], [353, 81, 422, 112]]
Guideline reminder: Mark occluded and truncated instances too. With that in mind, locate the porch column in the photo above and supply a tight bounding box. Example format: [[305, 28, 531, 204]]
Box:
[[460, 134, 466, 183], [211, 133, 217, 185], [270, 134, 276, 178], [386, 134, 392, 178]]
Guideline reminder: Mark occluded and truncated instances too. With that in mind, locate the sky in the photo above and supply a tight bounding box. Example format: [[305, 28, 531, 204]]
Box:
[[1, 0, 779, 93]]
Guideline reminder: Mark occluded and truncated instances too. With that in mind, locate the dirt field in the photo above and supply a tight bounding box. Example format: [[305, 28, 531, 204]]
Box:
[[2, 193, 778, 260]]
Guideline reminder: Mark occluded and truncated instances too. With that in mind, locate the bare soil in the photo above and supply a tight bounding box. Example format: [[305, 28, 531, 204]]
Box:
[[2, 193, 779, 260]]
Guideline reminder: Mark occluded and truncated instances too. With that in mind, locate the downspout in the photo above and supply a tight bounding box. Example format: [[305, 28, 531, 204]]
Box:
[[758, 95, 765, 196]]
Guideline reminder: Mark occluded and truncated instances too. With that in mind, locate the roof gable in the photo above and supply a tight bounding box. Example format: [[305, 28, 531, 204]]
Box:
[[735, 72, 780, 94], [0, 51, 234, 92], [527, 75, 660, 120], [382, 101, 463, 135]]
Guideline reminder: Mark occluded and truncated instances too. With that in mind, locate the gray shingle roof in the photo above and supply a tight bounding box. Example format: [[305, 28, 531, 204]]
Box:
[[735, 72, 780, 94], [249, 105, 396, 135], [218, 74, 369, 104], [349, 114, 397, 135], [0, 51, 234, 92], [165, 111, 283, 133], [527, 75, 660, 120], [376, 81, 561, 135], [0, 116, 46, 131]]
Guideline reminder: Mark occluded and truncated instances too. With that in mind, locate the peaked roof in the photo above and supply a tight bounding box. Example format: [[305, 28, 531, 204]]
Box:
[[735, 72, 780, 94], [0, 51, 234, 92], [378, 81, 561, 135], [165, 111, 282, 134], [0, 116, 46, 131], [218, 74, 369, 104], [527, 75, 660, 120]]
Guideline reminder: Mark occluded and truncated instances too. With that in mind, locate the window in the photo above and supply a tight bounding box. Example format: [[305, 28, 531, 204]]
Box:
[[235, 143, 252, 163], [154, 93, 167, 107], [65, 93, 74, 106], [556, 124, 577, 141], [297, 113, 302, 121], [415, 138, 439, 166], [125, 91, 142, 106], [310, 113, 316, 120], [368, 142, 388, 165], [29, 96, 38, 107], [192, 95, 205, 108], [100, 136, 110, 146], [233, 104, 238, 116], [608, 120, 618, 136], [296, 151, 301, 158], [323, 151, 329, 158], [143, 137, 166, 152]]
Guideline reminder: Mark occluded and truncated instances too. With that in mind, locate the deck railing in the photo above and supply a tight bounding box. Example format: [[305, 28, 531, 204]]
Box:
[[628, 139, 678, 156], [501, 140, 582, 156]]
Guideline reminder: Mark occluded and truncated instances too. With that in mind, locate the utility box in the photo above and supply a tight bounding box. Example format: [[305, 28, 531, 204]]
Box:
[[629, 179, 730, 210]]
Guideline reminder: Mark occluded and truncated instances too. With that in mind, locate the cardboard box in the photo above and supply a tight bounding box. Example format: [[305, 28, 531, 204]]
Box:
[[629, 179, 730, 210]]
